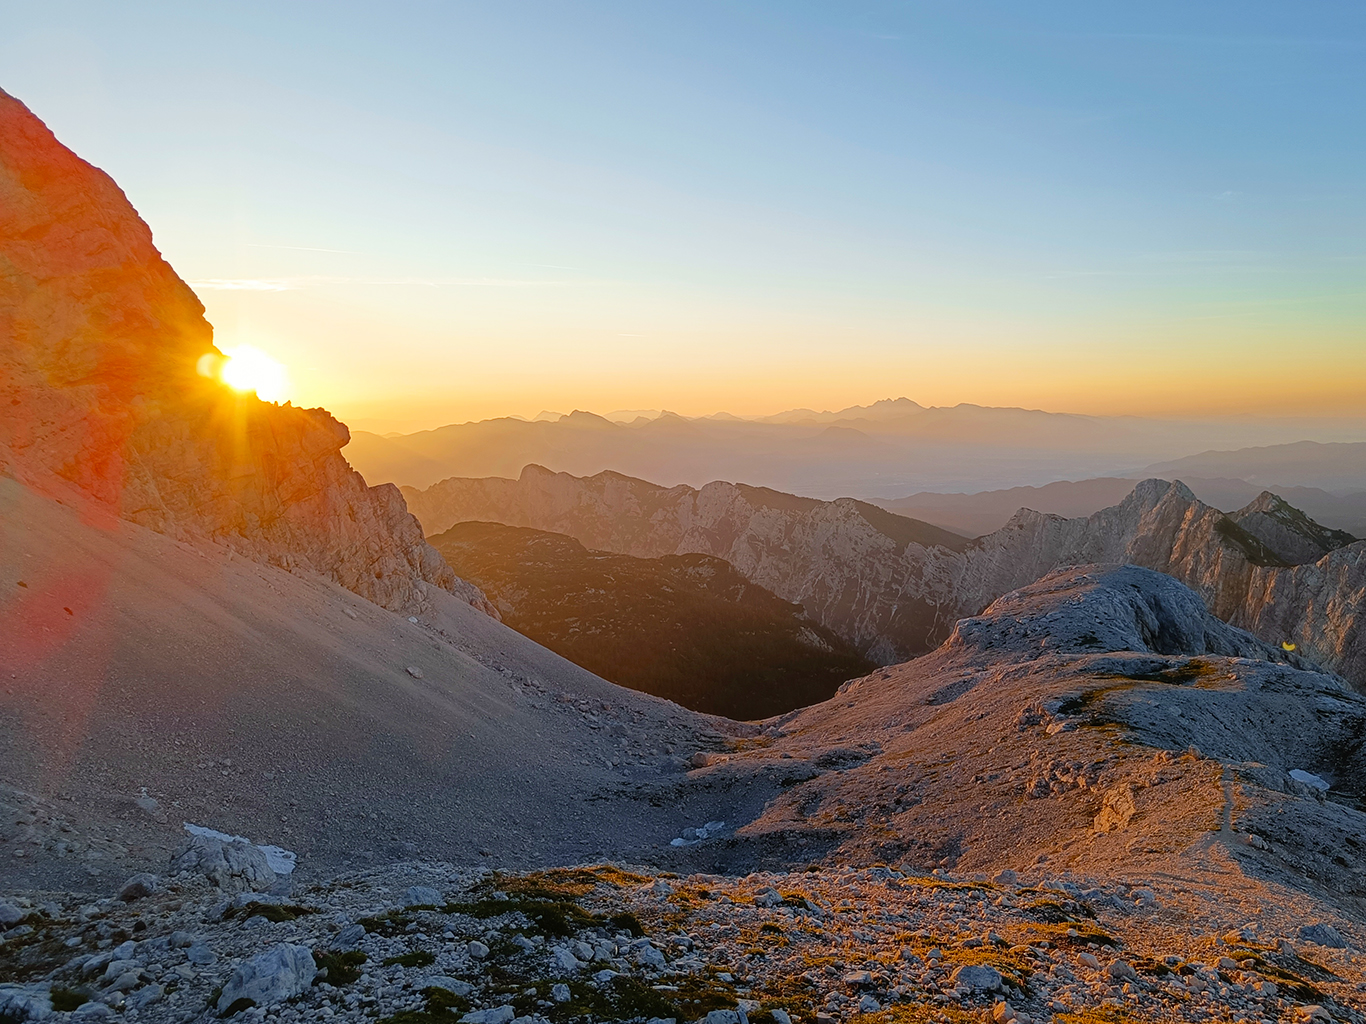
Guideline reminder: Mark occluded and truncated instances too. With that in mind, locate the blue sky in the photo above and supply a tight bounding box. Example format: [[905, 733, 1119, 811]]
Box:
[[5, 2, 1364, 430]]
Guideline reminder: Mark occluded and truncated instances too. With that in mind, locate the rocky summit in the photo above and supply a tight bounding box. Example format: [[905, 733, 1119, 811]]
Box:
[[0, 87, 485, 617]]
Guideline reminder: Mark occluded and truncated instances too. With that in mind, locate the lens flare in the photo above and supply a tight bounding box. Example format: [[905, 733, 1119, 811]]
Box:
[[210, 345, 290, 402]]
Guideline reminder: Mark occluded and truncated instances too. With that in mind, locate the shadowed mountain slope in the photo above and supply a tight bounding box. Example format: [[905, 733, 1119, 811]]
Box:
[[428, 521, 876, 719]]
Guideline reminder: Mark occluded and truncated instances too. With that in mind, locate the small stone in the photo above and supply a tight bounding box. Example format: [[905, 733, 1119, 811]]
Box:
[[467, 940, 490, 959], [168, 930, 195, 948], [111, 971, 141, 992], [118, 872, 160, 902], [72, 1004, 115, 1020], [335, 924, 366, 949], [0, 903, 23, 928], [704, 1012, 740, 1024], [130, 983, 164, 1008], [1107, 961, 1138, 981], [992, 869, 1019, 886], [858, 995, 881, 1013], [753, 887, 783, 908], [551, 983, 571, 1003], [1078, 952, 1100, 969], [425, 977, 472, 996], [993, 1002, 1016, 1023], [462, 1007, 516, 1024], [406, 666, 424, 679]]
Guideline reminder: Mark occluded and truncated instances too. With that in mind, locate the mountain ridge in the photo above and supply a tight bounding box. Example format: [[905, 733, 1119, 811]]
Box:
[[404, 467, 1366, 685], [0, 86, 484, 616]]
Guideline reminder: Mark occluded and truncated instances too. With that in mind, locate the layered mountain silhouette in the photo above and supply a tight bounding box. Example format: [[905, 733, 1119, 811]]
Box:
[[404, 466, 1366, 686], [345, 401, 1361, 500], [876, 476, 1366, 538], [428, 521, 875, 718]]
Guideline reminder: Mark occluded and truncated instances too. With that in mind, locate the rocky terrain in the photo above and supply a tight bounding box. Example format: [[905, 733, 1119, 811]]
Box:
[[5, 853, 1366, 1024], [7, 566, 1366, 1024], [0, 87, 481, 617], [402, 468, 1366, 686], [427, 522, 874, 719], [8, 84, 1366, 1024]]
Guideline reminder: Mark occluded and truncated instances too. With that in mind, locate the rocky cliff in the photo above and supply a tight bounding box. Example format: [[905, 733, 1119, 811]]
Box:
[[0, 88, 487, 615], [405, 466, 1365, 683]]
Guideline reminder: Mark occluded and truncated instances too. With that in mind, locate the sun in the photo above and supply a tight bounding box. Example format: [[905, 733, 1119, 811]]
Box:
[[201, 345, 291, 403]]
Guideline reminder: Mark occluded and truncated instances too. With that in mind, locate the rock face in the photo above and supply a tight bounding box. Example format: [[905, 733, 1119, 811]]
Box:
[[0, 88, 488, 616], [405, 466, 1365, 685]]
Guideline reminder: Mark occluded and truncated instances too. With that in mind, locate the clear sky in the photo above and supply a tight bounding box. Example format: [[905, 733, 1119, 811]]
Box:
[[5, 2, 1365, 432]]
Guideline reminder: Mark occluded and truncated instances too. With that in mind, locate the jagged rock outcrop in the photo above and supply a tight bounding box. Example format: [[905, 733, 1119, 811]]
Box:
[[1230, 491, 1358, 565], [0, 88, 489, 615], [405, 467, 1365, 684]]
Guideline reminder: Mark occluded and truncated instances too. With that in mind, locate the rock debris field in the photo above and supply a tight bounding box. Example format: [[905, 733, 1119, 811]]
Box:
[[4, 849, 1366, 1024]]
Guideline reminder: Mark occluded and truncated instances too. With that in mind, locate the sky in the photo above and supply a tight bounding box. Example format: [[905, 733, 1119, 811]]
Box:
[[4, 2, 1365, 433]]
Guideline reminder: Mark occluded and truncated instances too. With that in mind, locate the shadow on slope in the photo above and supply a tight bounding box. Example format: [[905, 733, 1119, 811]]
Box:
[[428, 521, 876, 719]]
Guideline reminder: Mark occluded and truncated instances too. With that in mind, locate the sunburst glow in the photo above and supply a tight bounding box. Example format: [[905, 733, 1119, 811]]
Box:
[[215, 345, 290, 403]]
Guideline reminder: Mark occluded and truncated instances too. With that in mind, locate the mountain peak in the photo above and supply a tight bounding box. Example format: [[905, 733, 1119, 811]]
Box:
[[0, 89, 481, 615]]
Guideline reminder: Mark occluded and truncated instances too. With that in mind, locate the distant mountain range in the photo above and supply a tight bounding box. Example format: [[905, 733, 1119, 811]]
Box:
[[404, 466, 1366, 687], [877, 475, 1366, 538], [428, 521, 875, 719], [344, 403, 1366, 499]]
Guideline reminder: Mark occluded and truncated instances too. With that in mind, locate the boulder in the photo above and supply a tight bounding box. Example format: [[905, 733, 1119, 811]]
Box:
[[117, 873, 160, 902], [403, 885, 442, 907], [216, 943, 318, 1014], [1299, 924, 1348, 948], [170, 836, 276, 892], [0, 902, 25, 928], [951, 964, 1004, 992], [0, 983, 53, 1021]]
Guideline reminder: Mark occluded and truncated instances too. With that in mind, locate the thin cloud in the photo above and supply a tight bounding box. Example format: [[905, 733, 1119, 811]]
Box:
[[246, 243, 365, 254], [189, 279, 297, 291], [188, 275, 590, 293]]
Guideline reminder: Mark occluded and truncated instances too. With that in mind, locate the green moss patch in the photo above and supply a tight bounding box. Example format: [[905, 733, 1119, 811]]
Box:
[[314, 949, 367, 985], [226, 902, 317, 923], [384, 950, 436, 968]]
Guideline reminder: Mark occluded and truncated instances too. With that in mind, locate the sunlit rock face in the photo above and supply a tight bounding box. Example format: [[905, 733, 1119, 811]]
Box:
[[0, 88, 484, 615]]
